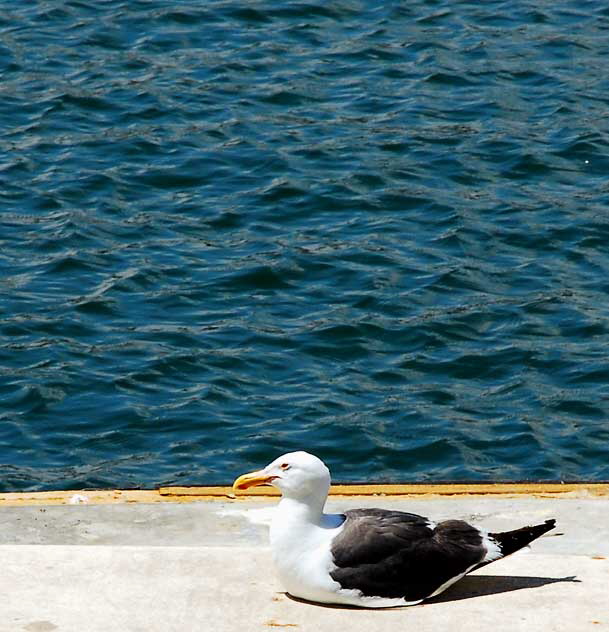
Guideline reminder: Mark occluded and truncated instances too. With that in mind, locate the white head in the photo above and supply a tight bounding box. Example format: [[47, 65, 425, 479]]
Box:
[[233, 451, 331, 503]]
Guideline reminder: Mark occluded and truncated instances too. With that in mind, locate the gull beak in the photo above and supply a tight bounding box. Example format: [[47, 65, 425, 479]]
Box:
[[232, 469, 276, 492]]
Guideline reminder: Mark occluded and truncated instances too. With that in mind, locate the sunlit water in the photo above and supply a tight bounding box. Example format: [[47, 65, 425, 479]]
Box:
[[1, 0, 608, 490]]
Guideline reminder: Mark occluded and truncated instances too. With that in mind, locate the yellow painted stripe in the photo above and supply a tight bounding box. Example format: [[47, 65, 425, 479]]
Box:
[[0, 482, 607, 506], [164, 482, 609, 497]]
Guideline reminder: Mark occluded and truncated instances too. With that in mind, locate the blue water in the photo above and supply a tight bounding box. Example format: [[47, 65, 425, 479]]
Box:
[[1, 1, 609, 491]]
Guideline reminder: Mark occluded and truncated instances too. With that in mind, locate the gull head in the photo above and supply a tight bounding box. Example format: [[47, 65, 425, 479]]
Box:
[[233, 451, 331, 501]]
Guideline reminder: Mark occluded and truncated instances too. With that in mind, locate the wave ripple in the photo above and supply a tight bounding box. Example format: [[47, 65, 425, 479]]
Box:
[[1, 0, 609, 490]]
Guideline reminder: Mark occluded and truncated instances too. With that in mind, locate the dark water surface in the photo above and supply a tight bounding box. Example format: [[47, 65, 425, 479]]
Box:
[[1, 1, 609, 490]]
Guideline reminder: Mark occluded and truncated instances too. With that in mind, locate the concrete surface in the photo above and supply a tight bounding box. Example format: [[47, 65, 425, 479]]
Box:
[[1, 493, 608, 631]]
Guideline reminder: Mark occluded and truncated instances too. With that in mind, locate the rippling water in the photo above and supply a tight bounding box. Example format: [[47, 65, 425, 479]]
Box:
[[1, 1, 609, 490]]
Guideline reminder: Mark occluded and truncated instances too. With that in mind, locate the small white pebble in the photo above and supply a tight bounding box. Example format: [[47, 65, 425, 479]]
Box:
[[69, 494, 89, 505]]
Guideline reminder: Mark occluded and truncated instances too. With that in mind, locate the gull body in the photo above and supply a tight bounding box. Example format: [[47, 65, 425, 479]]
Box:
[[233, 451, 556, 607]]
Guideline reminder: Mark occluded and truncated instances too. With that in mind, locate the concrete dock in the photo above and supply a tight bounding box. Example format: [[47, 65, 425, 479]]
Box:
[[1, 486, 607, 631]]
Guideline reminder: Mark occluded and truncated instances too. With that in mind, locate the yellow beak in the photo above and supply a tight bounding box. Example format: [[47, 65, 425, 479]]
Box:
[[232, 469, 275, 492]]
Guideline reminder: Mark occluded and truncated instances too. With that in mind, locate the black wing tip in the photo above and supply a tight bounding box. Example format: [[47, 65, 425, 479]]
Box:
[[540, 518, 557, 534], [490, 518, 557, 558]]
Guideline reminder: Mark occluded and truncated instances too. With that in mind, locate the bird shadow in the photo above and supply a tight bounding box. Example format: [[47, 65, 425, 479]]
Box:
[[284, 575, 580, 610], [428, 574, 581, 604]]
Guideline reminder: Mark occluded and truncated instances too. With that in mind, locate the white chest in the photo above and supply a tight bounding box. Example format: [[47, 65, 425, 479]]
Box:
[[269, 503, 344, 602]]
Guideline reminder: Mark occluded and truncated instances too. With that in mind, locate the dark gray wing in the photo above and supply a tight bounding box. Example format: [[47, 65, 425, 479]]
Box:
[[330, 508, 486, 602]]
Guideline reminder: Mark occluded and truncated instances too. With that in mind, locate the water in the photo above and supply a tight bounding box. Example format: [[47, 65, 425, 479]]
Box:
[[1, 0, 608, 491]]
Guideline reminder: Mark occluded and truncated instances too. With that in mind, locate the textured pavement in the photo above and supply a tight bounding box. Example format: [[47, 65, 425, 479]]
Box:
[[1, 493, 607, 631]]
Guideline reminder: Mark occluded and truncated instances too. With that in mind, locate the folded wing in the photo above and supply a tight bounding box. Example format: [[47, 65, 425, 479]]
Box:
[[330, 508, 489, 602]]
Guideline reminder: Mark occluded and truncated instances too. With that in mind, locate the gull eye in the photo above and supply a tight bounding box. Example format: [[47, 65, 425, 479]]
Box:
[[279, 463, 290, 470]]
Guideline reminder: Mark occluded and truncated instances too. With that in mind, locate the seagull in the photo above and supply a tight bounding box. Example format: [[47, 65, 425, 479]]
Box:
[[233, 451, 556, 607]]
